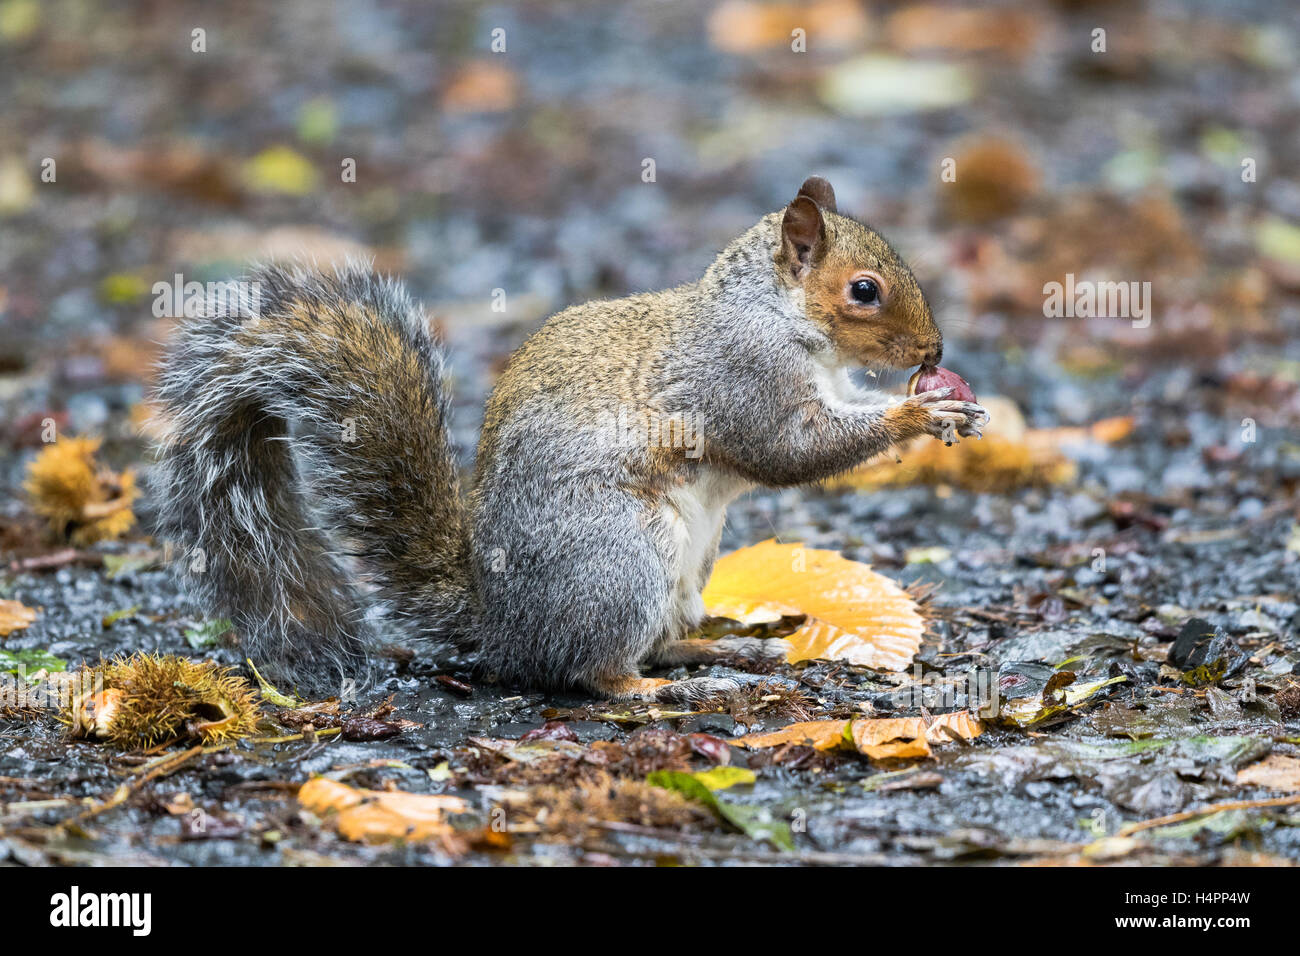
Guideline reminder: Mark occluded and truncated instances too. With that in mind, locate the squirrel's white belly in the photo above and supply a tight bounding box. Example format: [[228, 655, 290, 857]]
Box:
[[662, 469, 751, 634], [811, 350, 888, 413]]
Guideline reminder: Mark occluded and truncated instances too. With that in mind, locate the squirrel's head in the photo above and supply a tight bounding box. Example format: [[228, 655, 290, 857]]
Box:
[[775, 176, 942, 371]]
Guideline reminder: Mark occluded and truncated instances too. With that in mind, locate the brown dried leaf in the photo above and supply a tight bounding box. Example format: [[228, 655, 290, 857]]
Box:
[[298, 777, 469, 842], [0, 600, 38, 637], [1236, 755, 1300, 793]]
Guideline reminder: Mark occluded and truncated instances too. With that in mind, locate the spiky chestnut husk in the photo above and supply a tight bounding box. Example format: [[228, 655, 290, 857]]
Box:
[[23, 436, 138, 545], [65, 653, 262, 748], [907, 365, 977, 403]]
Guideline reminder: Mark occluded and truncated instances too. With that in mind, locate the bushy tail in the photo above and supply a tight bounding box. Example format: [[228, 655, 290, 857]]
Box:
[[151, 263, 470, 693]]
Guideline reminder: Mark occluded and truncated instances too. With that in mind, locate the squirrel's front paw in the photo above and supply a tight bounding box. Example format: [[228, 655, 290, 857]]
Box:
[[914, 391, 989, 444]]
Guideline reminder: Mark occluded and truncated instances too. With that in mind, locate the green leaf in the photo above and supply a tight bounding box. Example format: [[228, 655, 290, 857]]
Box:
[[98, 272, 150, 305], [297, 98, 338, 145], [0, 0, 41, 42], [246, 658, 302, 707], [999, 674, 1127, 726], [102, 604, 140, 628], [185, 618, 232, 649], [1148, 808, 1269, 843], [0, 647, 66, 679], [691, 766, 756, 791], [1257, 217, 1300, 265], [647, 769, 793, 851]]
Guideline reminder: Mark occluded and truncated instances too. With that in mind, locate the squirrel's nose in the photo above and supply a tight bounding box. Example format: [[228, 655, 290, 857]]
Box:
[[921, 343, 943, 366]]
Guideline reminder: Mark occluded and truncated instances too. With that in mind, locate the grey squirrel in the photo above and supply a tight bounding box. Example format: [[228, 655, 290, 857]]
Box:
[[152, 176, 988, 701]]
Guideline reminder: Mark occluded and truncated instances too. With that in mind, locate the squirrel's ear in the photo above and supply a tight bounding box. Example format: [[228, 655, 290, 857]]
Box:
[[797, 176, 837, 214], [780, 195, 826, 279]]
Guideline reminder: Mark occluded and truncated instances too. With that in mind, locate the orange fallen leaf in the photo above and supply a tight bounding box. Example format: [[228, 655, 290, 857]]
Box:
[[298, 777, 469, 842], [23, 437, 138, 545], [702, 540, 925, 670], [730, 710, 981, 760], [442, 61, 518, 113], [708, 0, 869, 54], [852, 711, 983, 758], [1236, 754, 1300, 793], [886, 5, 1041, 60], [728, 719, 850, 751], [1028, 415, 1137, 452], [0, 600, 38, 637]]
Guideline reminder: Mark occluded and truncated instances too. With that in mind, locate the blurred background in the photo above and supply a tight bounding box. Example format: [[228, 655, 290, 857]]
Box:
[[1, 0, 1298, 564]]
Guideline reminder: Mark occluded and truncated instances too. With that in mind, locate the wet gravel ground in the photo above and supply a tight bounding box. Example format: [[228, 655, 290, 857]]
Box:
[[3, 344, 1299, 866]]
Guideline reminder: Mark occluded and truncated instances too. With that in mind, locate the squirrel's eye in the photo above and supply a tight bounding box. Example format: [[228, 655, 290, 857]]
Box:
[[850, 278, 880, 305]]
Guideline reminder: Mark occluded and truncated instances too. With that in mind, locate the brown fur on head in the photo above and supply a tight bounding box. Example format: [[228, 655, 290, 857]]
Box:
[[776, 176, 942, 370]]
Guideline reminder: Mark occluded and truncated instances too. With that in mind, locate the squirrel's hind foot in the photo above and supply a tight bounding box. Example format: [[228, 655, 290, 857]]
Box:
[[649, 636, 792, 666], [594, 674, 742, 704]]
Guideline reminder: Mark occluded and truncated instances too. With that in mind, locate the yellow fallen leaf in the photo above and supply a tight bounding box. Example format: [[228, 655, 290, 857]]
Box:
[[1236, 754, 1300, 792], [923, 709, 984, 744], [851, 711, 983, 758], [852, 718, 932, 759], [1082, 835, 1141, 862], [832, 396, 1133, 493], [98, 272, 150, 305], [298, 777, 469, 842], [242, 145, 318, 196], [691, 766, 756, 791], [729, 719, 850, 751], [702, 540, 925, 670], [0, 0, 40, 41], [0, 153, 35, 216], [0, 599, 37, 637], [23, 437, 138, 545]]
